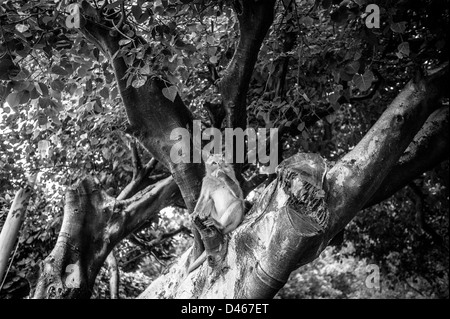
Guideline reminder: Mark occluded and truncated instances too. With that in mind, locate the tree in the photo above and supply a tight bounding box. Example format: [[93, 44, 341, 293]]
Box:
[[0, 0, 448, 299]]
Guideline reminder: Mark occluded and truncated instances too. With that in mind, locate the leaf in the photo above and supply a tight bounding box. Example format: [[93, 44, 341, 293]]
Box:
[[51, 79, 65, 92], [29, 88, 39, 100], [344, 61, 360, 75], [326, 113, 337, 124], [38, 113, 48, 126], [352, 70, 374, 92], [162, 85, 178, 102], [39, 97, 52, 108], [35, 82, 49, 96], [209, 56, 218, 64], [99, 87, 110, 99], [299, 16, 314, 26], [136, 9, 150, 23], [119, 39, 132, 46], [126, 74, 134, 88], [302, 93, 310, 102], [206, 35, 215, 45], [102, 147, 110, 160], [50, 114, 61, 126], [94, 100, 103, 113], [51, 65, 68, 76], [131, 5, 142, 20], [111, 87, 118, 100], [15, 24, 29, 33], [19, 91, 30, 105], [132, 77, 146, 88], [390, 21, 407, 33], [140, 64, 151, 75], [42, 16, 53, 25], [397, 42, 410, 57], [154, 5, 164, 15], [297, 122, 305, 131], [6, 92, 21, 108], [53, 100, 64, 111]]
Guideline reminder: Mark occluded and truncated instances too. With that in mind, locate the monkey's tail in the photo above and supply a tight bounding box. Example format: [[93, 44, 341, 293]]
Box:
[[188, 251, 207, 273]]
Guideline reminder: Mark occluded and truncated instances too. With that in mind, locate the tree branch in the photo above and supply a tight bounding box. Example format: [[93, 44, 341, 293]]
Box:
[[364, 105, 449, 208], [327, 65, 449, 235], [218, 0, 276, 131], [106, 250, 119, 299]]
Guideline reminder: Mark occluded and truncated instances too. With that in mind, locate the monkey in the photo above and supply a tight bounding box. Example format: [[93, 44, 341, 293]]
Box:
[[188, 154, 245, 273]]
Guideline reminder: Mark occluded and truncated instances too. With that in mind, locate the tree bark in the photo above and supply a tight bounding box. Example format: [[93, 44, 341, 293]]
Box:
[[0, 187, 32, 285], [106, 250, 119, 299], [218, 0, 276, 132], [364, 105, 449, 208]]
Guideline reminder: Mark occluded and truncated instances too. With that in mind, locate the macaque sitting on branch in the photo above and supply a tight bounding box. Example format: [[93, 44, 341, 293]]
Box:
[[188, 154, 245, 273]]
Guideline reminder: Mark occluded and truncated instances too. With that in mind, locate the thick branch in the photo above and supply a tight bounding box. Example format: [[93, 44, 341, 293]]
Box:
[[218, 0, 276, 130], [326, 65, 448, 235], [33, 176, 178, 299], [0, 187, 32, 285], [364, 106, 449, 208], [106, 250, 119, 299]]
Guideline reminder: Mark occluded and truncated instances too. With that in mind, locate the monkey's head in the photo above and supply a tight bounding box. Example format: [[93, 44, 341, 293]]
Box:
[[205, 153, 234, 176]]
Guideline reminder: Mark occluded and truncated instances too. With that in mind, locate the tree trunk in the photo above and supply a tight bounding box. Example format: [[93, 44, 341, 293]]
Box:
[[106, 250, 119, 299], [33, 175, 179, 298], [0, 187, 32, 285]]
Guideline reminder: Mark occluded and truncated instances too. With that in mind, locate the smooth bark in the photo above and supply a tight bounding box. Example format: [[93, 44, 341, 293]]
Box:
[[0, 187, 32, 285]]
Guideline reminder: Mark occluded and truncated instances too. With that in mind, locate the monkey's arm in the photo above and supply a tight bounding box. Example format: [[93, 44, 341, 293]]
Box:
[[189, 193, 216, 273], [192, 199, 243, 273], [193, 180, 213, 219]]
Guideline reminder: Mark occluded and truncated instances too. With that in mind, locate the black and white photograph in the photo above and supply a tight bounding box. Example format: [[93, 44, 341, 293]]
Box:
[[0, 0, 448, 303]]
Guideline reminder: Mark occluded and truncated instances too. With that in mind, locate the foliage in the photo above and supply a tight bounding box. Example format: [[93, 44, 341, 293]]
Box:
[[347, 162, 449, 298], [277, 244, 432, 299]]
